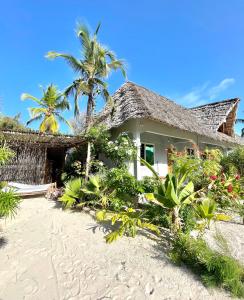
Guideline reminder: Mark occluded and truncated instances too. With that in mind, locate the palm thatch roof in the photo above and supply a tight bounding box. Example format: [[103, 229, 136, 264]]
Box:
[[98, 81, 243, 145], [0, 129, 84, 148], [190, 98, 239, 135]]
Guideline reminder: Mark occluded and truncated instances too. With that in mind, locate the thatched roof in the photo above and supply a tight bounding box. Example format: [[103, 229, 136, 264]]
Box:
[[190, 98, 239, 133], [98, 81, 243, 146], [0, 130, 84, 148]]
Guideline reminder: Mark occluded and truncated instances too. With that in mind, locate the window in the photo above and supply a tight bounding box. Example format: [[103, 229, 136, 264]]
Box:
[[187, 148, 195, 156], [140, 143, 154, 165]]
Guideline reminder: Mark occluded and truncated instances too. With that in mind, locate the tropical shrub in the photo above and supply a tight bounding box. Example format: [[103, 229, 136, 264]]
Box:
[[194, 198, 231, 231], [139, 176, 159, 193], [0, 143, 20, 219], [59, 178, 83, 208], [0, 144, 15, 165], [96, 208, 160, 243], [0, 189, 21, 218], [143, 158, 197, 231], [62, 146, 86, 182], [171, 148, 223, 189], [207, 173, 243, 208], [170, 234, 244, 298], [221, 147, 244, 177], [105, 166, 143, 198], [0, 113, 27, 131]]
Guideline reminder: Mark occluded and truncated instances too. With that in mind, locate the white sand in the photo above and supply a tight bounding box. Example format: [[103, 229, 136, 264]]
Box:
[[0, 197, 243, 300]]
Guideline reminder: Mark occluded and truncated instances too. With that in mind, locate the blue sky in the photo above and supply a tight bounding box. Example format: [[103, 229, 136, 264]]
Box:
[[0, 0, 243, 134]]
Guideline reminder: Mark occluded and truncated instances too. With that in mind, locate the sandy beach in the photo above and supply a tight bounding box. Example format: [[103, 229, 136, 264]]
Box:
[[0, 197, 243, 300]]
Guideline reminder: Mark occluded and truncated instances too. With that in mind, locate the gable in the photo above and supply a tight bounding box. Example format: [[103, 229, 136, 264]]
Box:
[[190, 98, 239, 136]]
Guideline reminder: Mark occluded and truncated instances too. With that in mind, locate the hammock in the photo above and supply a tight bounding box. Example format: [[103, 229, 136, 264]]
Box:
[[6, 182, 55, 196]]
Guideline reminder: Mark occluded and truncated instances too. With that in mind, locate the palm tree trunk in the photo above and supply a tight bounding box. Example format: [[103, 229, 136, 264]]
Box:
[[84, 92, 94, 181]]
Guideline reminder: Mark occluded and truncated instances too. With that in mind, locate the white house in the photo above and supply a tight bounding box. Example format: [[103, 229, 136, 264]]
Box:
[[98, 81, 243, 179]]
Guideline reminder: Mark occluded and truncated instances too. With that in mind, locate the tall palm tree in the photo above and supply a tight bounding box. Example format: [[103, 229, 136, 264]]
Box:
[[21, 84, 70, 134], [46, 22, 126, 179], [236, 113, 244, 137]]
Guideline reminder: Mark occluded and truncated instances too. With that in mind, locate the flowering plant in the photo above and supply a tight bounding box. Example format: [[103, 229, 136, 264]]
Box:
[[208, 172, 242, 208], [103, 133, 137, 166]]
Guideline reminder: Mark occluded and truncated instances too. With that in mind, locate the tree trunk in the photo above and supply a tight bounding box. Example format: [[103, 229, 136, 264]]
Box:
[[84, 92, 94, 181], [172, 207, 181, 232]]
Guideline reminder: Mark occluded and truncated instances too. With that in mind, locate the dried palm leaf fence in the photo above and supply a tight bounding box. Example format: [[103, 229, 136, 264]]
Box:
[[0, 130, 84, 185]]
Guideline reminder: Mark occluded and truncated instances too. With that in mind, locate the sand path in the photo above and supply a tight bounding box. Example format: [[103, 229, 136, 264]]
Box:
[[0, 197, 243, 300]]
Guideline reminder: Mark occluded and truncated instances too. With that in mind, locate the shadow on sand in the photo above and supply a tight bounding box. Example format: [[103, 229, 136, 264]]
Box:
[[0, 236, 8, 249]]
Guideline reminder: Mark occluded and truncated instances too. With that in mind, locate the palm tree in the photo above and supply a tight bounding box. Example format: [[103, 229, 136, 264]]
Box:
[[21, 84, 70, 134], [236, 113, 244, 137], [46, 22, 126, 179]]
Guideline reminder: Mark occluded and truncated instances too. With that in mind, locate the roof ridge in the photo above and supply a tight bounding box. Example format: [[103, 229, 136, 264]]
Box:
[[190, 98, 240, 110]]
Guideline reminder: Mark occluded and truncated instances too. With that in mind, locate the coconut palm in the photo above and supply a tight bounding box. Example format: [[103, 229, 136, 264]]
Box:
[[21, 84, 70, 134], [236, 114, 244, 137], [46, 22, 126, 179]]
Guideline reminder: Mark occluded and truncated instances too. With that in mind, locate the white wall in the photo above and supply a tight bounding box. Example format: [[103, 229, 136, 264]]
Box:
[[107, 118, 233, 179]]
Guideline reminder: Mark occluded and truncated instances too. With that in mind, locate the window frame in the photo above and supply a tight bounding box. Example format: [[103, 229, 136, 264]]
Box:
[[140, 143, 155, 166]]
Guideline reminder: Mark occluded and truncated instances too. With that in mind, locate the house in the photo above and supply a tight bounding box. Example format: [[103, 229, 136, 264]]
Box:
[[0, 130, 84, 185], [98, 81, 243, 179]]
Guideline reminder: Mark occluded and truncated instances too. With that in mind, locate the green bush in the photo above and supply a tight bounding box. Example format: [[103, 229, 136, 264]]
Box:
[[221, 147, 244, 177], [143, 203, 171, 228], [105, 166, 143, 198], [0, 189, 21, 218], [170, 234, 244, 298], [139, 176, 159, 193], [171, 149, 222, 190]]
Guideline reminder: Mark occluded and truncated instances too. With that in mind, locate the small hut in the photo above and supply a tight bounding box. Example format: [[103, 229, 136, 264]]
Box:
[[0, 130, 84, 185]]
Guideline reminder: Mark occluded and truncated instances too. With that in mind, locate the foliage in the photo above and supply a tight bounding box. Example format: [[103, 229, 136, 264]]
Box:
[[194, 198, 231, 230], [0, 143, 20, 219], [46, 21, 126, 179], [103, 133, 137, 167], [142, 203, 171, 228], [46, 22, 126, 117], [207, 173, 243, 209], [80, 174, 112, 208], [60, 174, 121, 209], [236, 114, 244, 137], [96, 208, 160, 243], [59, 178, 83, 208], [0, 189, 21, 218], [62, 146, 86, 182], [139, 176, 159, 193], [0, 144, 15, 165], [170, 234, 244, 298], [179, 205, 196, 233], [0, 113, 27, 131], [143, 158, 197, 231], [221, 147, 244, 177], [171, 148, 223, 189], [21, 84, 70, 133], [105, 166, 143, 198]]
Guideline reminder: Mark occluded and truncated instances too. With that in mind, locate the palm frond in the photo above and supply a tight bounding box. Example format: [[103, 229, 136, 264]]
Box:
[[55, 114, 71, 128], [21, 93, 43, 106], [94, 22, 101, 36], [236, 118, 244, 124], [26, 114, 43, 126], [40, 115, 59, 133], [29, 107, 47, 117], [46, 52, 83, 73]]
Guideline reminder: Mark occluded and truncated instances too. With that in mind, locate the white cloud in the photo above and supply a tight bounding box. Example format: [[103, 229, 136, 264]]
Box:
[[177, 78, 235, 107], [208, 78, 235, 100]]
